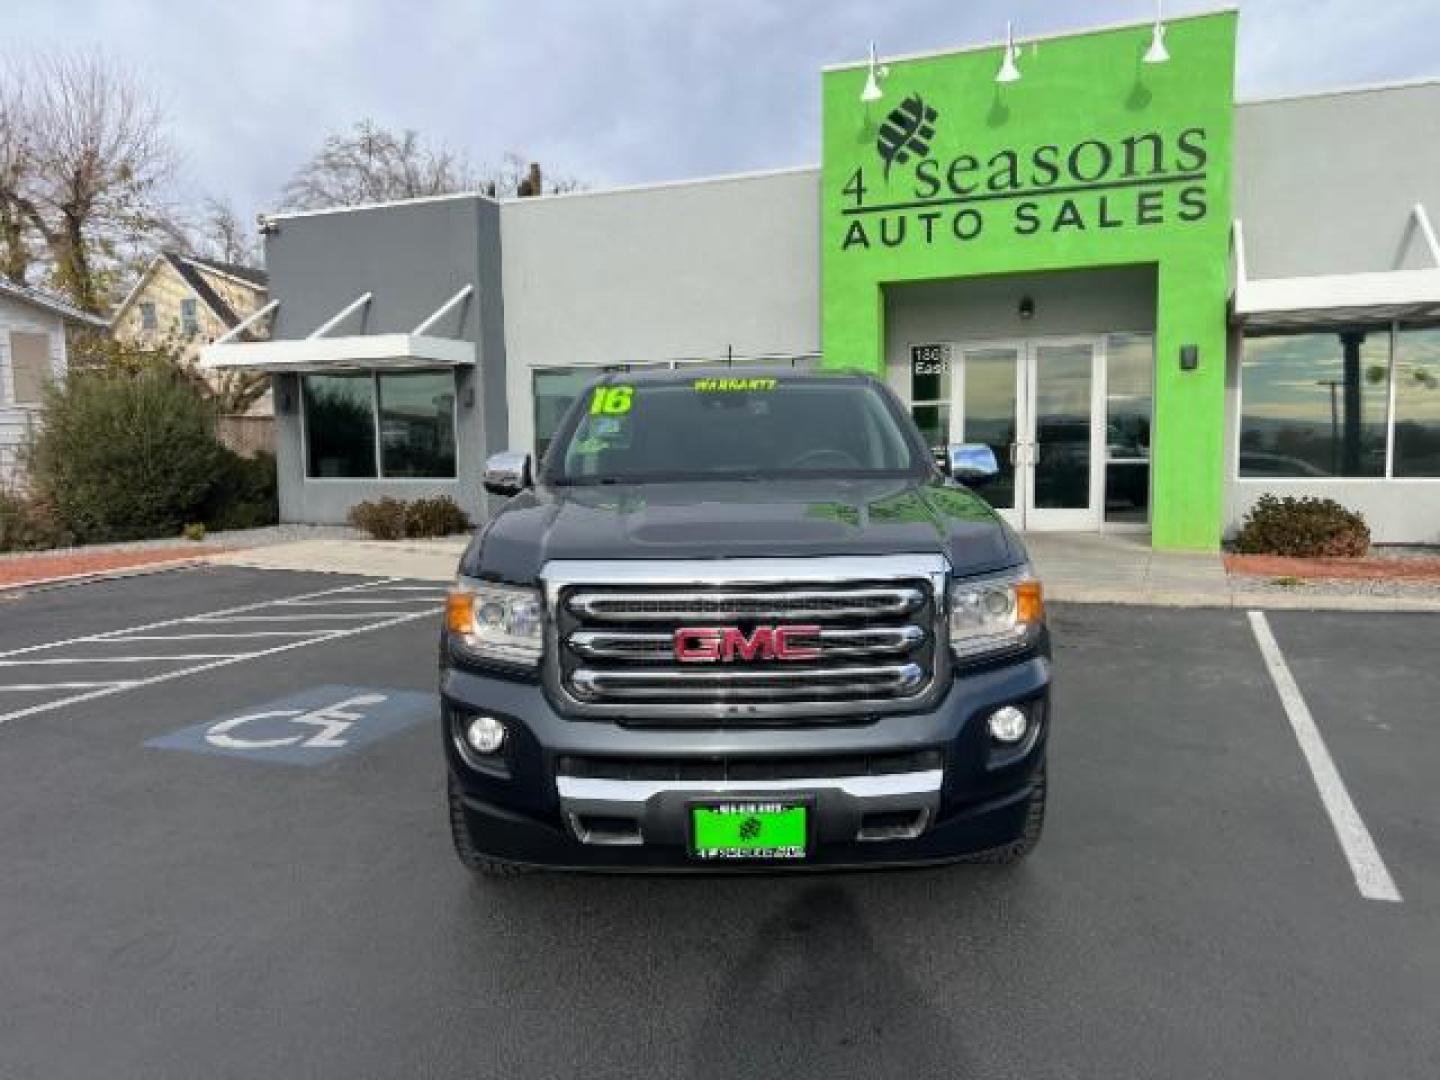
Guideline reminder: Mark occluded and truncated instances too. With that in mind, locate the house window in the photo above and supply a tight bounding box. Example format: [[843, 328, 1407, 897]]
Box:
[[302, 370, 458, 480], [140, 302, 157, 331], [8, 331, 51, 405], [1239, 329, 1389, 478], [180, 298, 199, 335], [1392, 326, 1440, 477]]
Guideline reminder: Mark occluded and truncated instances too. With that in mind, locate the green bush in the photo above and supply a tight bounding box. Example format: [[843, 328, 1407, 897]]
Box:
[[27, 369, 223, 543], [202, 450, 279, 531], [1232, 495, 1370, 557], [404, 496, 470, 538], [348, 495, 470, 540], [0, 489, 73, 552], [348, 497, 408, 540]]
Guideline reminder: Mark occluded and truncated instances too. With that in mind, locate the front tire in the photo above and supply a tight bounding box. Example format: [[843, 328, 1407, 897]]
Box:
[[967, 758, 1046, 865], [447, 774, 532, 877]]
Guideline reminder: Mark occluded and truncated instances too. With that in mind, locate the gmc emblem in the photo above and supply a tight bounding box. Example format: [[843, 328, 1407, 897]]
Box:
[[673, 625, 821, 663]]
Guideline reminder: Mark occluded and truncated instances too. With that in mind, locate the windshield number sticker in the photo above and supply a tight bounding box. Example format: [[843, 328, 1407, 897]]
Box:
[[590, 386, 633, 415], [693, 377, 777, 392]]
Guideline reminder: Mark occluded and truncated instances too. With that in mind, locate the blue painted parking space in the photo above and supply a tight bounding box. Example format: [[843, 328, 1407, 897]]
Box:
[[147, 684, 436, 765]]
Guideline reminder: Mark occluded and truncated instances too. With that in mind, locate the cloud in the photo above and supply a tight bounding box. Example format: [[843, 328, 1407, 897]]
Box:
[[5, 0, 1437, 230]]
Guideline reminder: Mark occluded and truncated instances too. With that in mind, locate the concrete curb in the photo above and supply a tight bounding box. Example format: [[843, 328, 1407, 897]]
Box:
[[1049, 583, 1440, 612], [0, 557, 213, 596]]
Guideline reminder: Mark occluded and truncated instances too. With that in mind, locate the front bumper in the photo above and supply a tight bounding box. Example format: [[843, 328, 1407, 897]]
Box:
[[441, 652, 1049, 871]]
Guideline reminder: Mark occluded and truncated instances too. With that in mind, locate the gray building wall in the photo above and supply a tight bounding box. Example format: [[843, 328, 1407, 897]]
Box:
[[883, 265, 1158, 397], [1234, 80, 1440, 279], [1225, 82, 1440, 544], [264, 195, 506, 525], [497, 168, 821, 454]]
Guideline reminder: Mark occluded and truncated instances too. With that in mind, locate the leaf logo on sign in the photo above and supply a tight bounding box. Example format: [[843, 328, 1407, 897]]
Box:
[[876, 94, 939, 180]]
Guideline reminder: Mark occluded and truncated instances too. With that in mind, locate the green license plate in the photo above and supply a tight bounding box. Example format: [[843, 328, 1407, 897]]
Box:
[[690, 800, 809, 861]]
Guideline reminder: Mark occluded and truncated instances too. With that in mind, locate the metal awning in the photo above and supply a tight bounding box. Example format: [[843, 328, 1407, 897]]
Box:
[[199, 285, 475, 372], [1232, 207, 1440, 329]]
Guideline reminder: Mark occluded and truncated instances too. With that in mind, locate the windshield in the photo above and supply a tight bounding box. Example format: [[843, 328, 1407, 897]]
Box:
[[544, 375, 926, 484]]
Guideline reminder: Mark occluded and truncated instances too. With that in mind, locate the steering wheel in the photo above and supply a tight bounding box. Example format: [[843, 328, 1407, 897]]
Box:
[[785, 448, 862, 470]]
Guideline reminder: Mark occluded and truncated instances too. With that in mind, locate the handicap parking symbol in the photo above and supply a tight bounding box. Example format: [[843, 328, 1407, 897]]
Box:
[[148, 685, 435, 765]]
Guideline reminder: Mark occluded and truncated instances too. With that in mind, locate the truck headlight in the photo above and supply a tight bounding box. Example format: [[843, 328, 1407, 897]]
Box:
[[446, 577, 544, 666], [948, 569, 1044, 660]]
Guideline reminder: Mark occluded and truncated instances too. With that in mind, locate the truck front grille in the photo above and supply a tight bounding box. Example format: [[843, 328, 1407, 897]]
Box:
[[542, 556, 950, 724]]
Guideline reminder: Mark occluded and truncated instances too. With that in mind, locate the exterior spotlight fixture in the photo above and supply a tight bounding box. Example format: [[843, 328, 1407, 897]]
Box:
[[1018, 295, 1035, 320], [1144, 0, 1170, 64], [996, 21, 1022, 83], [861, 41, 888, 102]]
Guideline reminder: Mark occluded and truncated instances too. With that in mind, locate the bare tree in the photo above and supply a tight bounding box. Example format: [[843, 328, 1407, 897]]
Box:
[[279, 120, 480, 211], [0, 53, 177, 312], [482, 152, 582, 198], [279, 121, 581, 210], [188, 195, 259, 266], [0, 73, 35, 284]]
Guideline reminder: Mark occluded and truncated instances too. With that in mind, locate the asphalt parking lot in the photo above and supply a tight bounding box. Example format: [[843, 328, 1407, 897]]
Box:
[[1, 566, 1436, 1079]]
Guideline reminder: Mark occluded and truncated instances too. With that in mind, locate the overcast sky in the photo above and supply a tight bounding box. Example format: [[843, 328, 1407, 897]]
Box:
[[5, 0, 1438, 230]]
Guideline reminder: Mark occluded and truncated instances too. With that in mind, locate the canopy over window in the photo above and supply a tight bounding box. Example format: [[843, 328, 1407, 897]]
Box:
[[1232, 209, 1440, 330], [199, 285, 475, 373]]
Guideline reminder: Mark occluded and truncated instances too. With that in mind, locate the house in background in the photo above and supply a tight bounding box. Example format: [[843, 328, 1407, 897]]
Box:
[[111, 250, 275, 455], [0, 279, 108, 486]]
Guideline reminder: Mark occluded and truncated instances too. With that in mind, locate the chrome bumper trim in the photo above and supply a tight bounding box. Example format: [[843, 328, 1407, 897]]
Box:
[[556, 769, 944, 804]]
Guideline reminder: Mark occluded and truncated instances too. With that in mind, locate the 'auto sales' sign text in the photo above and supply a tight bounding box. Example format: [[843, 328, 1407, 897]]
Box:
[[839, 95, 1210, 252]]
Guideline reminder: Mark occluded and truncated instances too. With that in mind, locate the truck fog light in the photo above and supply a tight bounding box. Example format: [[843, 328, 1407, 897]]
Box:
[[987, 705, 1028, 744], [464, 715, 507, 755]]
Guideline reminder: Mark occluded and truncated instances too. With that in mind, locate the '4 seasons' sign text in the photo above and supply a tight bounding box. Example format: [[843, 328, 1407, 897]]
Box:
[[838, 125, 1211, 252]]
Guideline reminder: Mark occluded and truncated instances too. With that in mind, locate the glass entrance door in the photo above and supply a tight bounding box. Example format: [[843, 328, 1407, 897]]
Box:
[[950, 337, 1104, 531]]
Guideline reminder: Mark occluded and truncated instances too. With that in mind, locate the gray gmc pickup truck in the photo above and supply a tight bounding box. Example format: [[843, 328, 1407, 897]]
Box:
[[440, 368, 1050, 873]]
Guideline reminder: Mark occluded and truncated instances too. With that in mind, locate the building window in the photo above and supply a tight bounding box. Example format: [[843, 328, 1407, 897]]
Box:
[[1239, 329, 1389, 478], [909, 344, 951, 456], [378, 371, 457, 478], [8, 331, 51, 405], [1105, 333, 1152, 523], [1393, 326, 1440, 477], [180, 298, 199, 335], [139, 302, 157, 331], [303, 370, 458, 480], [304, 374, 377, 478]]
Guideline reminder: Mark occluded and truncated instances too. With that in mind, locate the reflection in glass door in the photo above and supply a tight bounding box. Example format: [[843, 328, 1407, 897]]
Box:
[[955, 345, 1021, 523], [1026, 340, 1101, 531], [944, 337, 1104, 531]]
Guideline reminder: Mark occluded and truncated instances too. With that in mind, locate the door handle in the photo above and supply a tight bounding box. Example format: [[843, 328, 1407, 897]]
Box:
[[1008, 443, 1018, 465], [1031, 442, 1041, 465]]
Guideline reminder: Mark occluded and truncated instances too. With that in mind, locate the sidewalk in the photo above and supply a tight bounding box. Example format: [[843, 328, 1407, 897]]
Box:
[[1025, 532, 1440, 612], [208, 536, 468, 581], [7, 527, 1440, 611]]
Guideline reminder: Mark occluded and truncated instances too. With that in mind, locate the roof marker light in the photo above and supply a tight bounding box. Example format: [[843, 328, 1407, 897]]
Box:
[[996, 22, 1022, 83], [1144, 1, 1171, 64], [861, 41, 888, 103]]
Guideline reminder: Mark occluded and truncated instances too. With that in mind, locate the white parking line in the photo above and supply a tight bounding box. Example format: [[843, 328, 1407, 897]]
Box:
[[0, 577, 406, 661], [0, 578, 439, 726], [187, 613, 405, 622], [0, 681, 136, 692], [0, 655, 244, 665], [1248, 611, 1402, 904]]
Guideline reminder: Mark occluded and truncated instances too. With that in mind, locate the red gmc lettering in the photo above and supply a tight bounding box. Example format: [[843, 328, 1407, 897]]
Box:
[[673, 625, 821, 662]]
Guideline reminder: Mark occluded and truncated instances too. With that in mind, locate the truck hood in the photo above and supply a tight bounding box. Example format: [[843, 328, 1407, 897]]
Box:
[[462, 477, 1023, 583]]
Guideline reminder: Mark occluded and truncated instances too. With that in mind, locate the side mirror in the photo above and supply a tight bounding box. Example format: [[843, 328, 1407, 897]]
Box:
[[484, 451, 532, 497], [945, 443, 1000, 486]]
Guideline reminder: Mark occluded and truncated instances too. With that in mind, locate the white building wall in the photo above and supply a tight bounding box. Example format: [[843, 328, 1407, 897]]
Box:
[[497, 168, 821, 454], [0, 296, 67, 486]]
